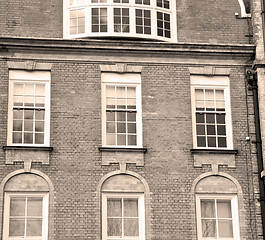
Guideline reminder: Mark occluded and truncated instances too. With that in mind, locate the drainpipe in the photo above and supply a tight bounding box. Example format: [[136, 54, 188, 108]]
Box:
[[246, 69, 265, 240]]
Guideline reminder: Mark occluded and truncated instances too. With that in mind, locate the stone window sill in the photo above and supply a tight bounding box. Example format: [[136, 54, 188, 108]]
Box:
[[3, 146, 53, 152], [98, 147, 147, 153], [190, 149, 238, 155]]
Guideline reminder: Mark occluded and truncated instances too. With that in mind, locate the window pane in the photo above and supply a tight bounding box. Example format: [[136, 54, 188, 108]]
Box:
[[217, 200, 232, 218], [35, 97, 45, 107], [218, 137, 227, 147], [206, 113, 215, 123], [117, 134, 126, 145], [106, 99, 115, 109], [107, 122, 115, 133], [24, 133, 33, 144], [205, 89, 214, 100], [117, 123, 126, 133], [117, 99, 126, 109], [128, 135, 137, 145], [106, 86, 115, 97], [217, 125, 226, 135], [24, 110, 34, 119], [117, 112, 126, 121], [35, 110, 45, 120], [13, 110, 23, 119], [201, 200, 215, 218], [124, 218, 139, 236], [197, 136, 206, 147], [218, 220, 233, 237], [13, 132, 22, 143], [35, 84, 45, 96], [35, 121, 45, 132], [24, 120, 33, 131], [107, 199, 122, 217], [207, 137, 216, 147], [14, 96, 23, 106], [35, 133, 44, 144], [128, 112, 136, 121], [127, 99, 136, 109], [206, 100, 215, 111], [106, 134, 116, 145], [127, 87, 136, 98], [216, 113, 225, 124], [24, 84, 34, 95], [107, 112, 115, 121], [216, 101, 225, 111], [9, 219, 25, 236], [124, 199, 138, 217], [195, 89, 203, 100], [10, 198, 26, 216], [27, 219, 42, 236], [202, 219, 216, 238], [196, 101, 204, 111], [13, 120, 23, 131], [196, 125, 205, 135], [196, 113, 204, 123], [207, 125, 216, 135], [14, 83, 24, 95], [128, 123, 136, 133], [117, 87, 126, 98], [107, 218, 122, 236], [216, 89, 224, 100]]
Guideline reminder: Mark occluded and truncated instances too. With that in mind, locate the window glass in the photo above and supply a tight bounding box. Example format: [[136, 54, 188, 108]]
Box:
[[12, 83, 46, 145], [106, 196, 140, 239], [8, 196, 45, 238], [195, 88, 227, 148], [200, 198, 234, 239], [67, 0, 175, 41], [106, 86, 138, 146], [92, 8, 108, 32]]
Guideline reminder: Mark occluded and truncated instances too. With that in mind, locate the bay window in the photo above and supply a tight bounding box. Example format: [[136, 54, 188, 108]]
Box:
[[65, 0, 177, 42]]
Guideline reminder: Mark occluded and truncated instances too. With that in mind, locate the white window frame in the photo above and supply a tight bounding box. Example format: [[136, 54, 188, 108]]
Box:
[[3, 192, 49, 240], [7, 70, 51, 147], [196, 194, 240, 240], [63, 0, 177, 42], [102, 193, 145, 240], [101, 73, 142, 148], [190, 75, 233, 149]]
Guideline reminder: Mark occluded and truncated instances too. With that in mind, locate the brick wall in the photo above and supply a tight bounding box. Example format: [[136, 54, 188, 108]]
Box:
[[0, 50, 262, 239], [0, 0, 251, 44]]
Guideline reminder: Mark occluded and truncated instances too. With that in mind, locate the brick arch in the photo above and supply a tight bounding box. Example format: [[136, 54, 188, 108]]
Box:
[[95, 170, 151, 240], [0, 170, 55, 240]]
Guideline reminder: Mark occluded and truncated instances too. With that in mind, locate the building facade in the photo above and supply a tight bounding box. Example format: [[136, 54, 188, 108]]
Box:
[[0, 0, 263, 240]]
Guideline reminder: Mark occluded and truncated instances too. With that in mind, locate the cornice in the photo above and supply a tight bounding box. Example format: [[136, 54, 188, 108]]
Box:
[[0, 37, 255, 56]]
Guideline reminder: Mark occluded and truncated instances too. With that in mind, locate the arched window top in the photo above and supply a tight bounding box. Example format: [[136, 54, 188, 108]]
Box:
[[4, 173, 49, 192], [101, 174, 145, 192], [195, 175, 237, 194], [64, 0, 177, 42]]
